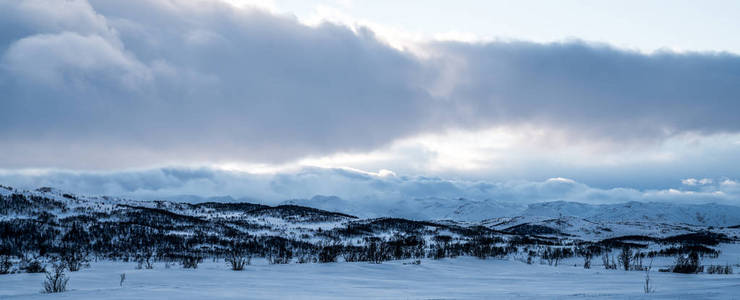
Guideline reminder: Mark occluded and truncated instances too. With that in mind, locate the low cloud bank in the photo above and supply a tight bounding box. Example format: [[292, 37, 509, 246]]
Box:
[[1, 167, 737, 207]]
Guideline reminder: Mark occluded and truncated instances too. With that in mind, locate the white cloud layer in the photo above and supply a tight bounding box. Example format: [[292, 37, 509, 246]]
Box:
[[1, 167, 738, 208]]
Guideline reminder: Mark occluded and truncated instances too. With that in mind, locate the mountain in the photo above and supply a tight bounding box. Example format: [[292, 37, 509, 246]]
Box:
[[522, 201, 740, 227], [281, 195, 364, 217], [281, 196, 525, 221], [7, 183, 739, 228], [281, 195, 740, 226], [1, 184, 738, 270]]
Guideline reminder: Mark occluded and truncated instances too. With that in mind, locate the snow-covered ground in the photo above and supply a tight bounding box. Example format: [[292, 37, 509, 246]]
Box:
[[3, 186, 740, 298], [2, 257, 738, 299]]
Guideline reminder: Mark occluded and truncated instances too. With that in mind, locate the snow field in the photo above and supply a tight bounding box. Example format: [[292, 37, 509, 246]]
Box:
[[1, 257, 739, 299]]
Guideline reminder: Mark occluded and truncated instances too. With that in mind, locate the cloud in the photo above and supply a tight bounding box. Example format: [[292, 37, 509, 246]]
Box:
[[428, 41, 740, 141], [0, 0, 429, 168], [1, 167, 738, 208], [682, 178, 698, 186], [682, 178, 714, 186], [1, 0, 740, 170], [4, 32, 151, 87]]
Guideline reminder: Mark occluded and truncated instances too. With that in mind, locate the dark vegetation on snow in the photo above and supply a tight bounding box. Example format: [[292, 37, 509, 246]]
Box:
[[504, 224, 562, 235], [0, 188, 737, 276]]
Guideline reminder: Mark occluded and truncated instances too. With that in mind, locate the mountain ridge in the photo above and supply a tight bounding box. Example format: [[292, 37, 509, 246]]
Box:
[[3, 184, 740, 227]]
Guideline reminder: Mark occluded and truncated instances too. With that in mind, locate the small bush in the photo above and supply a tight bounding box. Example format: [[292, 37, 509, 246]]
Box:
[[706, 264, 733, 274], [618, 247, 632, 271], [295, 253, 315, 264], [225, 250, 250, 271], [267, 245, 292, 264], [135, 254, 153, 270], [318, 246, 340, 263], [62, 250, 88, 272], [672, 252, 702, 274], [0, 255, 12, 274], [182, 256, 202, 269], [602, 254, 617, 270], [24, 260, 46, 273], [526, 251, 535, 265], [583, 253, 592, 269], [43, 262, 69, 293]]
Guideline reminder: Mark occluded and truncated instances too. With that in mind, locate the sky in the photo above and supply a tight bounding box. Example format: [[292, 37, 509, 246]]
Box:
[[1, 0, 740, 205]]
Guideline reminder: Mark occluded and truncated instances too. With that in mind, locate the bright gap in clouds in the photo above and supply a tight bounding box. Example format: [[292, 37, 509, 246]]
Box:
[[210, 127, 740, 190], [261, 0, 740, 54], [221, 0, 277, 11]]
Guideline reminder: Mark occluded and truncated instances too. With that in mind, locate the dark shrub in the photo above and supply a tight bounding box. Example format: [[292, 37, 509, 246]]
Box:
[[318, 246, 340, 263], [24, 260, 46, 273], [706, 264, 733, 274], [672, 251, 702, 274], [0, 255, 12, 274], [182, 256, 202, 269], [43, 262, 69, 293], [225, 250, 250, 271], [618, 247, 632, 271]]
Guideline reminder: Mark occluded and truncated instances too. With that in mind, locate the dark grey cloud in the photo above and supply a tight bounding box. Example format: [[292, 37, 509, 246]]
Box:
[[0, 0, 429, 168], [1, 0, 740, 169], [434, 41, 740, 141]]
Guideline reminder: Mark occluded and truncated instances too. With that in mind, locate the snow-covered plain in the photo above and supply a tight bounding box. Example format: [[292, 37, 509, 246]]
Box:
[[1, 257, 739, 299]]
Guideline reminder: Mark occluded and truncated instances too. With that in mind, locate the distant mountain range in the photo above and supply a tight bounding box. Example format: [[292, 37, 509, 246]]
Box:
[[520, 201, 740, 226], [1, 184, 738, 251], [281, 196, 740, 227], [5, 185, 740, 227], [281, 196, 524, 221]]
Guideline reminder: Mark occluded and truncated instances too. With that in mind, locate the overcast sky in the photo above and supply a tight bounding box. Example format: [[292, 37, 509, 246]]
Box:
[[1, 0, 740, 204]]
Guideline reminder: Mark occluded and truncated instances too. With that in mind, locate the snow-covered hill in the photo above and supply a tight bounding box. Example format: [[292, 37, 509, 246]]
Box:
[[281, 196, 524, 221], [2, 184, 740, 277], [281, 194, 740, 226], [521, 201, 740, 227], [2, 184, 739, 244]]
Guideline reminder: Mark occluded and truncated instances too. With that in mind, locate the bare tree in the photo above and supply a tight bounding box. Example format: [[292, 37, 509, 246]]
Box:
[[644, 259, 654, 294], [62, 248, 88, 272], [618, 247, 632, 271], [43, 262, 69, 293], [526, 251, 535, 265], [135, 249, 154, 270], [543, 248, 561, 266], [182, 256, 202, 269], [632, 250, 644, 271], [225, 249, 250, 271], [267, 244, 292, 264], [318, 245, 340, 263], [0, 255, 12, 274], [602, 253, 609, 269], [602, 253, 616, 270]]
